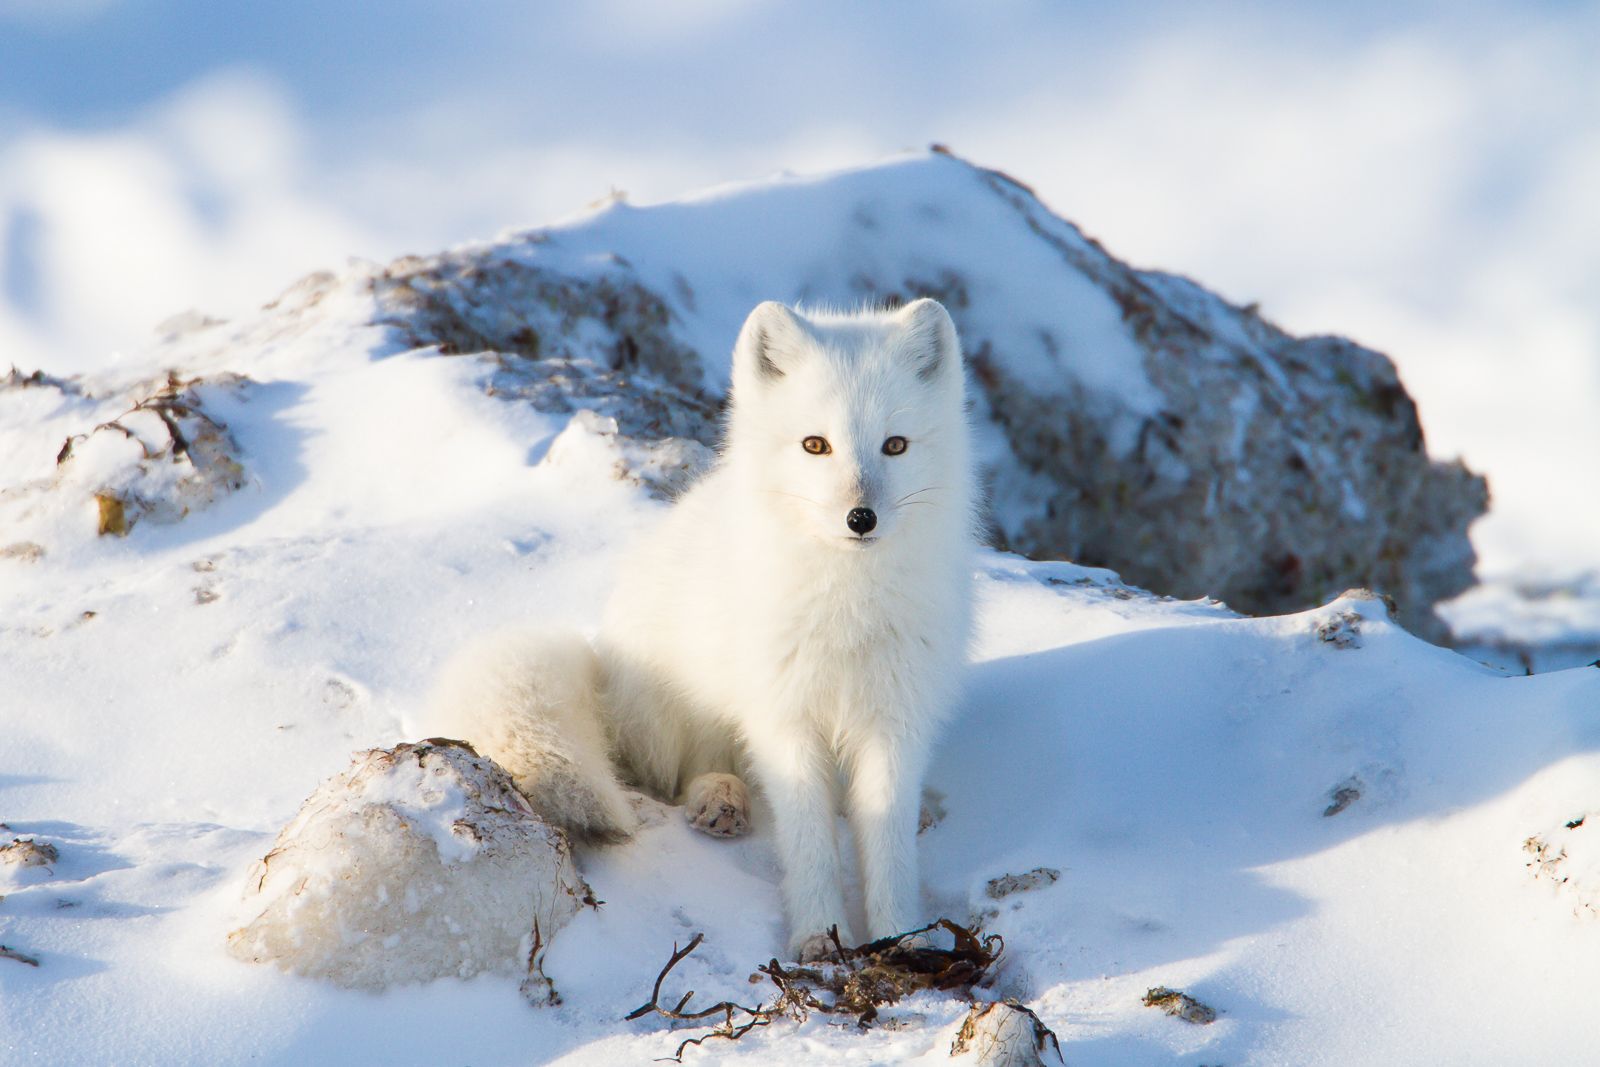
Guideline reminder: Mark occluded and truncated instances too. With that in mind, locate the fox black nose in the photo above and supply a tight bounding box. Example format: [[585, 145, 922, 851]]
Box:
[[846, 507, 877, 535]]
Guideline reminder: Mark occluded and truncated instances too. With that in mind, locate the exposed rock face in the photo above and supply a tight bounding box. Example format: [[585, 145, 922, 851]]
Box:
[[950, 167, 1485, 641], [371, 250, 721, 444]]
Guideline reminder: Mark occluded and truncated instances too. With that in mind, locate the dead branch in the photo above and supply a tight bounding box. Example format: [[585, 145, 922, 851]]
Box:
[[625, 932, 788, 1062]]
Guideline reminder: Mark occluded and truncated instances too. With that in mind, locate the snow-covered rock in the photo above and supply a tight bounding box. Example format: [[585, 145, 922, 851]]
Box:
[[336, 152, 1488, 639], [949, 1000, 1064, 1065], [225, 739, 591, 1001], [0, 369, 248, 548], [539, 409, 713, 501]]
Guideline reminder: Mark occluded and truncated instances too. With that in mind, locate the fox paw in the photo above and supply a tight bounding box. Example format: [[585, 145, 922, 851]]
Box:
[[683, 772, 750, 838], [790, 928, 852, 962]]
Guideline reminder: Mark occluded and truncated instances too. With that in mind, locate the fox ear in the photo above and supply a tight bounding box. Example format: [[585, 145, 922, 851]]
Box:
[[892, 298, 959, 382], [734, 302, 812, 383]]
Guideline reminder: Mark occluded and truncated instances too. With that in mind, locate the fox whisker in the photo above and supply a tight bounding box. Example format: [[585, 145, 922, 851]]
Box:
[[756, 488, 825, 509]]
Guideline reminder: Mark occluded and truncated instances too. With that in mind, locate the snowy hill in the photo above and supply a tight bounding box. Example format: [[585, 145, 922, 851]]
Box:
[[4, 149, 1484, 638], [2, 153, 1597, 1065]]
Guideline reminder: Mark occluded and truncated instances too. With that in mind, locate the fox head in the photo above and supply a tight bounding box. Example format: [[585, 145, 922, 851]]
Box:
[[724, 298, 973, 550]]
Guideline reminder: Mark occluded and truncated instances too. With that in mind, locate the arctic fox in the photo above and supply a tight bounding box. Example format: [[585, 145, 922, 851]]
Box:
[[426, 298, 976, 959]]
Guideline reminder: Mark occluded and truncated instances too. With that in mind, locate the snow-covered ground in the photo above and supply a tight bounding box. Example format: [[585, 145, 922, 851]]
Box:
[[4, 164, 1600, 1065]]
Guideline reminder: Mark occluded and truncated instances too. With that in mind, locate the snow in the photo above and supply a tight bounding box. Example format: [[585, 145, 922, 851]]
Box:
[[4, 165, 1600, 1065]]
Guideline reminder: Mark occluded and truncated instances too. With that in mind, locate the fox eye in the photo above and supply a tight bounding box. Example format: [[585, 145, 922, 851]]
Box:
[[882, 436, 908, 456], [802, 436, 832, 455]]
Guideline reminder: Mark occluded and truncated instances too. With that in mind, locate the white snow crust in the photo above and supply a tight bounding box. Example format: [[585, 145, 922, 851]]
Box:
[[3, 158, 1600, 1065]]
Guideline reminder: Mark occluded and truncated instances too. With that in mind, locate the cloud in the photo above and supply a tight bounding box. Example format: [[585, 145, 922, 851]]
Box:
[[0, 69, 371, 372]]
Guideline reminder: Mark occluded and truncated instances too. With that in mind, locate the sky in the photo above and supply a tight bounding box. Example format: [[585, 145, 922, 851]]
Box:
[[1, 0, 1596, 578]]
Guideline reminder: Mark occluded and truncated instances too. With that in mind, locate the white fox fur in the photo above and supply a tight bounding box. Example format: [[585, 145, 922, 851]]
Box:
[[425, 298, 975, 959]]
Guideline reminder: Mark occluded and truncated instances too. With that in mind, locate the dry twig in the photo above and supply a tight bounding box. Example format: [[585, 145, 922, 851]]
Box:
[[1, 945, 40, 967], [627, 920, 1004, 1060]]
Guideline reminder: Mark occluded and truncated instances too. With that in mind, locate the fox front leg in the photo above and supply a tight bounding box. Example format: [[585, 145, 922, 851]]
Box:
[[844, 730, 930, 942], [742, 725, 854, 959]]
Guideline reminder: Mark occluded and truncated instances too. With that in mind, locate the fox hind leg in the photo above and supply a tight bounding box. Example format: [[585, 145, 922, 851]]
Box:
[[683, 772, 751, 838], [423, 629, 636, 843]]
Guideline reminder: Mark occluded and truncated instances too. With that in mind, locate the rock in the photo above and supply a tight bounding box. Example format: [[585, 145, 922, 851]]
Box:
[[950, 1001, 1064, 1065], [1142, 986, 1218, 1025], [226, 739, 592, 1001], [0, 838, 59, 870], [329, 153, 1483, 641], [1317, 612, 1364, 648], [954, 166, 1483, 644], [1323, 780, 1362, 817], [372, 251, 720, 445], [985, 868, 1062, 900]]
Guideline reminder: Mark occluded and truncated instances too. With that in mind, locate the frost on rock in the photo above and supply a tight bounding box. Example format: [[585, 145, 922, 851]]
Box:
[[540, 409, 714, 500], [226, 740, 592, 1000], [949, 1001, 1064, 1065], [0, 371, 248, 541]]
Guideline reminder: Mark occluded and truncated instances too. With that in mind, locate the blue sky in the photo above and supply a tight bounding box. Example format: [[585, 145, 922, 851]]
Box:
[[1, 0, 1597, 574]]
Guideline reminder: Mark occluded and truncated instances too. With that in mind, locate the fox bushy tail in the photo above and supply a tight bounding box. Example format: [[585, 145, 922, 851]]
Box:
[[422, 629, 636, 842]]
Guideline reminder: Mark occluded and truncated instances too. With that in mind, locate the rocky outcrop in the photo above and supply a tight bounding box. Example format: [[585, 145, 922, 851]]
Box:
[[955, 167, 1486, 642], [370, 250, 720, 444]]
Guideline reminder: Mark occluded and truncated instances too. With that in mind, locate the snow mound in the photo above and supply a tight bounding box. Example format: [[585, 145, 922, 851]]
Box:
[[226, 739, 592, 1001]]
